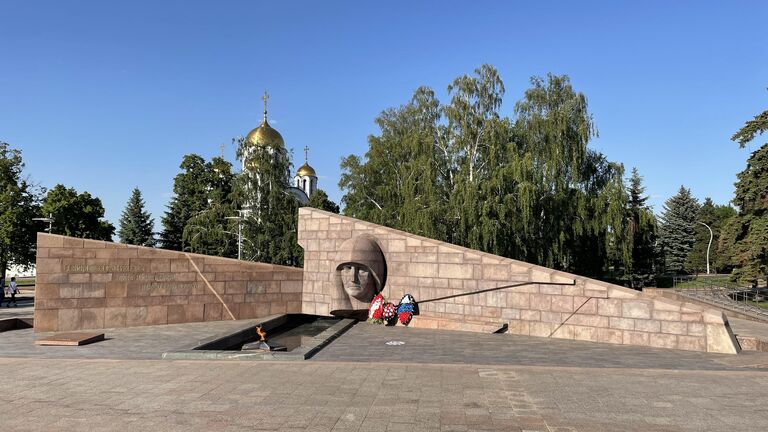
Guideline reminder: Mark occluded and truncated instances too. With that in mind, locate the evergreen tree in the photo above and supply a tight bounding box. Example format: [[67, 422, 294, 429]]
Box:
[[719, 145, 768, 283], [182, 157, 238, 258], [160, 155, 211, 250], [306, 189, 340, 214], [658, 186, 700, 273], [0, 142, 41, 280], [718, 99, 768, 283], [41, 184, 115, 240], [731, 105, 767, 149], [235, 139, 302, 266], [712, 204, 737, 273], [624, 168, 657, 286], [118, 188, 155, 246]]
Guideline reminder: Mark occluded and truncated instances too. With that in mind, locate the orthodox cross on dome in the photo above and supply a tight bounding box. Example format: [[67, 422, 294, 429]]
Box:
[[304, 146, 309, 163], [220, 143, 225, 158], [262, 91, 269, 121]]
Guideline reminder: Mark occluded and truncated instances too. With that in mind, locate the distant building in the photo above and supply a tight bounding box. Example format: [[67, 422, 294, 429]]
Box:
[[294, 146, 318, 200], [241, 92, 318, 205]]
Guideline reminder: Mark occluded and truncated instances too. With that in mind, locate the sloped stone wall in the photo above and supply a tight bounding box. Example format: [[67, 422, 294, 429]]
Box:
[[34, 233, 302, 332], [298, 208, 739, 354]]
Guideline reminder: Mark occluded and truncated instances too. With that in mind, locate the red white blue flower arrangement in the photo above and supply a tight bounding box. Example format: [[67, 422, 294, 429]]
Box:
[[368, 293, 418, 326]]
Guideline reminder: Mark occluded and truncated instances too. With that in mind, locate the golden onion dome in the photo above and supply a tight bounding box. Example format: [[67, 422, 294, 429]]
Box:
[[296, 162, 316, 177], [245, 119, 285, 149], [245, 91, 285, 149]]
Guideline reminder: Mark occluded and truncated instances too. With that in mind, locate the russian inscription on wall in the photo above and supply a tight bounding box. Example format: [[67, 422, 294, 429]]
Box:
[[63, 263, 199, 291]]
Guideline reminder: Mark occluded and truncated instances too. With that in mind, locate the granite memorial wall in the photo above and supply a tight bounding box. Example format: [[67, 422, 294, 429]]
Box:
[[297, 208, 739, 354], [34, 233, 302, 332], [34, 209, 740, 354]]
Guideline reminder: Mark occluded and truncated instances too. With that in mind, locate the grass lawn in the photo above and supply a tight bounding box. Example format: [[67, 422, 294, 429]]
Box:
[[675, 276, 738, 289], [15, 278, 36, 287], [747, 300, 768, 310]]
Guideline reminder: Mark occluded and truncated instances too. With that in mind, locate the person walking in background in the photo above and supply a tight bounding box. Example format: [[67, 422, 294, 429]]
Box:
[[7, 277, 18, 307], [0, 277, 5, 307]]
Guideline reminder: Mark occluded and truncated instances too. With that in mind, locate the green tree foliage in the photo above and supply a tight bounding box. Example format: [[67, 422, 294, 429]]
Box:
[[182, 157, 238, 258], [41, 184, 115, 241], [658, 186, 700, 273], [235, 140, 302, 266], [161, 155, 211, 250], [0, 142, 40, 279], [710, 203, 738, 273], [685, 198, 735, 274], [731, 105, 768, 149], [118, 187, 155, 246], [161, 154, 232, 251], [340, 66, 630, 278], [513, 74, 629, 275], [719, 144, 768, 283], [183, 203, 239, 258], [717, 100, 768, 283], [306, 189, 340, 214], [339, 86, 446, 240], [444, 66, 511, 253], [623, 168, 657, 286]]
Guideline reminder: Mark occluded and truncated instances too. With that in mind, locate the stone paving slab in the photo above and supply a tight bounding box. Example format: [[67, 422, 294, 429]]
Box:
[[730, 317, 768, 341], [0, 295, 34, 320], [0, 319, 274, 360], [1, 358, 767, 431], [312, 322, 768, 371], [4, 318, 768, 370]]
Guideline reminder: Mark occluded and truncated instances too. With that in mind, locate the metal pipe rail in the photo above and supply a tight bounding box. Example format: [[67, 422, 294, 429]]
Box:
[[672, 279, 768, 323]]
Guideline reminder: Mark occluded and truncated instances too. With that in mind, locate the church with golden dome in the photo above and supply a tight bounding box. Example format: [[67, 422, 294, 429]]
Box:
[[242, 92, 318, 205]]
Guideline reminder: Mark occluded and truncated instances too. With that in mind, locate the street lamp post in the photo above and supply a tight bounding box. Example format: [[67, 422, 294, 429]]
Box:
[[225, 210, 246, 260], [698, 221, 713, 275], [32, 213, 54, 233]]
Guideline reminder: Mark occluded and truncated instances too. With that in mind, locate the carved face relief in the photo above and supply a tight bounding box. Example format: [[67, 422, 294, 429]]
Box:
[[339, 263, 376, 302], [333, 235, 387, 305]]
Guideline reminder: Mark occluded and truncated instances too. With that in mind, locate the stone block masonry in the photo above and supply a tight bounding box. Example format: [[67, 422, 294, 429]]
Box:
[[35, 212, 741, 354], [297, 208, 739, 354], [34, 233, 302, 332]]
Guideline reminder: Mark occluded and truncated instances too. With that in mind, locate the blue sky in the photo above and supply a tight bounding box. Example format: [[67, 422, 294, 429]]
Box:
[[2, 1, 766, 233]]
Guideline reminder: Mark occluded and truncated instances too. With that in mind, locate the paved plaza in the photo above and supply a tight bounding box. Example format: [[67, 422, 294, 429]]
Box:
[[1, 315, 768, 431], [2, 357, 768, 432], [0, 294, 34, 320]]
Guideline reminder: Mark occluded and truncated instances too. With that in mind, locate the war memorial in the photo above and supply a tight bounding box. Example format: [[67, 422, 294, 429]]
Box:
[[2, 94, 767, 430], [0, 206, 764, 431], [33, 207, 740, 355], [3, 17, 767, 426], [4, 100, 768, 431]]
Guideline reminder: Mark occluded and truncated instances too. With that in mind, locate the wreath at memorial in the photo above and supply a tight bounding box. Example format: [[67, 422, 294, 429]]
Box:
[[397, 294, 417, 326], [369, 293, 420, 326], [382, 302, 397, 325], [368, 293, 385, 324]]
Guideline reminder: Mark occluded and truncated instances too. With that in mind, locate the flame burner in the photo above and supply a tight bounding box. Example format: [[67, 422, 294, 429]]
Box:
[[170, 315, 353, 361], [242, 326, 287, 352]]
